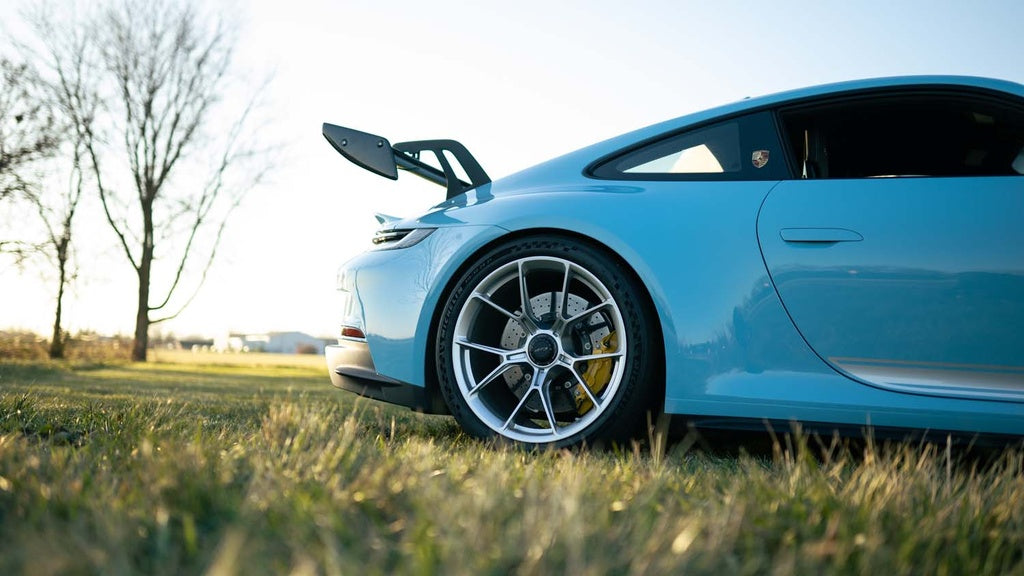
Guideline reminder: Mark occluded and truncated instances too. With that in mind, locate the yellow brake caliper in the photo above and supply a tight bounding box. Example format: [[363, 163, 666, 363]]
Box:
[[573, 331, 617, 415]]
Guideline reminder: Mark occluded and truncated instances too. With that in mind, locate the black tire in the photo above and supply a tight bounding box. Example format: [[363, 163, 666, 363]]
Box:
[[435, 236, 659, 448]]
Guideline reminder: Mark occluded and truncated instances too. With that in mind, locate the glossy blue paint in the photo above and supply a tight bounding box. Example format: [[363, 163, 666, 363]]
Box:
[[339, 225, 506, 386], [328, 76, 1024, 437], [668, 371, 1024, 435], [758, 177, 1024, 402]]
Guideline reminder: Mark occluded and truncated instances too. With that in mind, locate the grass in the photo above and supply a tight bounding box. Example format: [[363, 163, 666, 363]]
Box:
[[1, 352, 1023, 575]]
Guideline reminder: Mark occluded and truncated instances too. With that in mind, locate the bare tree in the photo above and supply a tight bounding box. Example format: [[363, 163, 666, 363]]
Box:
[[19, 3, 101, 358], [29, 0, 269, 361], [0, 55, 73, 356], [27, 150, 86, 359], [0, 58, 59, 200], [0, 58, 60, 260], [39, 17, 98, 359], [28, 114, 94, 359]]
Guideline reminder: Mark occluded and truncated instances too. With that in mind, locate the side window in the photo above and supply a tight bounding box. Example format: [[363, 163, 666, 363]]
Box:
[[780, 93, 1024, 179], [590, 111, 786, 180], [622, 122, 741, 175]]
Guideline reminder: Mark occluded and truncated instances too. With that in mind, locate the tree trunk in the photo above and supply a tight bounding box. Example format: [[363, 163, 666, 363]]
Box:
[[48, 237, 69, 359], [132, 264, 150, 361], [132, 221, 154, 362], [49, 270, 66, 359]]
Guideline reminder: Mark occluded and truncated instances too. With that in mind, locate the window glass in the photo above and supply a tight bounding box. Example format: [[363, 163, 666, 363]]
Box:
[[589, 111, 786, 181], [780, 93, 1024, 179], [622, 123, 739, 174]]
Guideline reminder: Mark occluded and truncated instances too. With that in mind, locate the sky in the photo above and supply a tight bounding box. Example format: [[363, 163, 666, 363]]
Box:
[[3, 0, 1024, 340]]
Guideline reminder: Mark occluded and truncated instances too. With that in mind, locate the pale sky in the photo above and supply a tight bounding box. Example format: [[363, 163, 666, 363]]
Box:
[[3, 0, 1023, 339]]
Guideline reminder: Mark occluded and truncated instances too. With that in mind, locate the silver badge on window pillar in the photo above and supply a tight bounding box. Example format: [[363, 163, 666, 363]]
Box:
[[751, 150, 770, 169]]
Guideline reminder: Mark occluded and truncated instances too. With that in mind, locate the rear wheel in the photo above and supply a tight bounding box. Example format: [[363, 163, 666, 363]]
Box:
[[436, 236, 658, 448]]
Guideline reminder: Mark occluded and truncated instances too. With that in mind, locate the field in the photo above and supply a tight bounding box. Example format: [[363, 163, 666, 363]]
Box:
[[1, 352, 1023, 575]]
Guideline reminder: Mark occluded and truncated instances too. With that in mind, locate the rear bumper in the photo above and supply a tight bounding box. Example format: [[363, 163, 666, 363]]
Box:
[[326, 341, 448, 414]]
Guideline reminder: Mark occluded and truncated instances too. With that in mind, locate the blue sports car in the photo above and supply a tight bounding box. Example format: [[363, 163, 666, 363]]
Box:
[[323, 76, 1024, 447]]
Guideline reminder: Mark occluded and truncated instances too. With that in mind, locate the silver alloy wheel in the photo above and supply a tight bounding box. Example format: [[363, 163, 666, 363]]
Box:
[[451, 256, 627, 443]]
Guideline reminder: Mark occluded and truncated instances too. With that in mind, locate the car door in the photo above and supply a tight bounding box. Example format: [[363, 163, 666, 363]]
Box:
[[757, 91, 1024, 402]]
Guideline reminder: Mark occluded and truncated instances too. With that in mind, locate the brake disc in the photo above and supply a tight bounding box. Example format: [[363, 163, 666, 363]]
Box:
[[499, 292, 612, 415]]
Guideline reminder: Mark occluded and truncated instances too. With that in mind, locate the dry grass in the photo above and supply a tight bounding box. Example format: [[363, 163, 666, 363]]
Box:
[[1, 354, 1022, 575], [148, 348, 327, 369], [0, 330, 133, 362]]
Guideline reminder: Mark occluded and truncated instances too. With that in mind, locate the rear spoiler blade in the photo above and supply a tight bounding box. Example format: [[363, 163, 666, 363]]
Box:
[[322, 123, 491, 200]]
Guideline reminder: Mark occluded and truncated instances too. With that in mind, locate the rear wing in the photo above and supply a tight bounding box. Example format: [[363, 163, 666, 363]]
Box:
[[322, 123, 490, 200]]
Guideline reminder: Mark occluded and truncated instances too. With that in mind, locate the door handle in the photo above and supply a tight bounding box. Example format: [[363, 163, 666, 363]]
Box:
[[779, 228, 863, 243]]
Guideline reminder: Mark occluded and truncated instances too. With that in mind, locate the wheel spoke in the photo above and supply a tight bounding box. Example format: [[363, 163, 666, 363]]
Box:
[[456, 338, 529, 366], [567, 350, 624, 363], [455, 338, 510, 357], [505, 350, 529, 362], [558, 261, 572, 320], [471, 292, 520, 322], [500, 366, 552, 432], [538, 380, 560, 434], [467, 362, 520, 397], [569, 370, 602, 408], [517, 260, 535, 324], [563, 300, 614, 326], [501, 388, 536, 431]]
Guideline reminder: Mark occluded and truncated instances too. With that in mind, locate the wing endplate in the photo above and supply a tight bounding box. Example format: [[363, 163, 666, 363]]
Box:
[[322, 124, 398, 180]]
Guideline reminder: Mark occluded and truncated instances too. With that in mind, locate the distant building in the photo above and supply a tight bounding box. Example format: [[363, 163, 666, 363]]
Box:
[[178, 337, 215, 350], [214, 331, 331, 354]]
